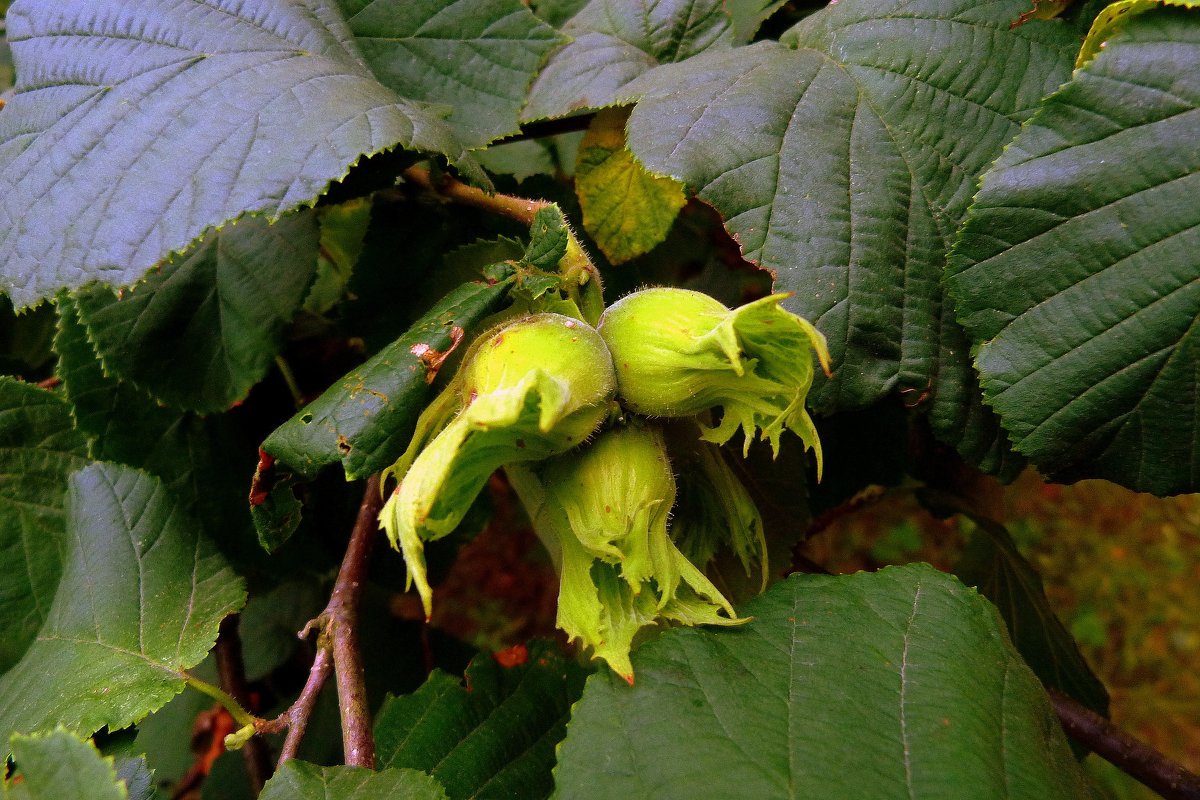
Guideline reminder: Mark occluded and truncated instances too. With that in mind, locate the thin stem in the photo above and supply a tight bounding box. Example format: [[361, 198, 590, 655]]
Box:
[[183, 674, 257, 728], [326, 473, 383, 768], [493, 114, 597, 145], [274, 647, 333, 765], [264, 476, 383, 768], [401, 166, 605, 324], [402, 166, 548, 226], [215, 615, 274, 793], [274, 355, 304, 409], [1049, 689, 1200, 800]]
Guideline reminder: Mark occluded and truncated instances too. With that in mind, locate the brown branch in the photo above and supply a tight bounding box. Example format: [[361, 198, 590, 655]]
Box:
[[494, 113, 597, 145], [401, 164, 606, 324], [262, 475, 383, 769], [325, 473, 383, 768], [803, 485, 890, 540], [215, 615, 274, 793], [273, 646, 332, 764], [402, 165, 548, 226], [1049, 689, 1200, 800]]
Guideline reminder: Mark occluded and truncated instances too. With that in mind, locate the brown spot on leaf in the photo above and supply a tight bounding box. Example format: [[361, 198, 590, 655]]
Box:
[[410, 326, 467, 384], [249, 448, 277, 507], [336, 435, 352, 456], [493, 643, 529, 668]]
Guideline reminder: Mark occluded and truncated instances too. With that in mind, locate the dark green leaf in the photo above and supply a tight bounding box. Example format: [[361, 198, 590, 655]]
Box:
[[0, 0, 476, 308], [259, 762, 447, 800], [724, 0, 789, 42], [5, 730, 126, 800], [0, 36, 12, 96], [374, 642, 588, 799], [0, 299, 56, 378], [341, 0, 563, 148], [947, 7, 1200, 495], [556, 564, 1093, 799], [928, 312, 1027, 481], [476, 139, 558, 181], [256, 278, 511, 548], [0, 378, 88, 672], [306, 198, 373, 315], [263, 278, 512, 482], [621, 0, 1080, 471], [525, 207, 569, 270], [0, 463, 245, 756], [522, 0, 733, 121], [238, 579, 326, 681], [114, 755, 166, 800], [200, 751, 255, 800], [529, 0, 588, 28], [132, 669, 221, 787], [954, 514, 1109, 718], [1076, 0, 1200, 65], [75, 212, 320, 413], [55, 298, 265, 572]]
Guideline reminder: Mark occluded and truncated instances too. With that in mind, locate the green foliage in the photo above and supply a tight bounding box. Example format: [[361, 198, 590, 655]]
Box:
[[4, 730, 128, 800], [374, 642, 587, 798], [954, 516, 1110, 718], [0, 463, 244, 754], [0, 0, 1196, 794], [74, 212, 321, 413], [260, 762, 448, 799], [620, 0, 1082, 474], [947, 5, 1200, 494], [0, 0, 476, 308], [574, 108, 687, 264], [0, 379, 88, 671], [523, 0, 733, 121], [556, 565, 1094, 800], [340, 0, 564, 148]]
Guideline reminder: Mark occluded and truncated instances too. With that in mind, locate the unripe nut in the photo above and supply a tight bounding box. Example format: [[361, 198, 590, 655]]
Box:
[[380, 312, 617, 620], [598, 288, 830, 473]]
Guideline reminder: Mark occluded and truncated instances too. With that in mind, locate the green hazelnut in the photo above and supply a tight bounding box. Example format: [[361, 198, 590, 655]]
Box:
[[507, 421, 745, 682], [598, 288, 830, 476], [379, 313, 616, 619]]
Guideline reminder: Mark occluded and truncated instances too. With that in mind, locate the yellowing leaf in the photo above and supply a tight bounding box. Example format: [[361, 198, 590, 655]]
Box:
[[575, 108, 687, 264], [1077, 0, 1200, 65]]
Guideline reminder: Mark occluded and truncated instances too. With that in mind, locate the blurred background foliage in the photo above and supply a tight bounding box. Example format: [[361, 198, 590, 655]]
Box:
[[798, 473, 1200, 798]]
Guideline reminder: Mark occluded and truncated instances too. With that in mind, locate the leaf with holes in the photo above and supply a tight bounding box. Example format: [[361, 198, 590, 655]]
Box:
[[0, 463, 246, 755], [339, 0, 563, 148], [261, 277, 513, 482], [947, 7, 1200, 495], [616, 0, 1082, 472], [555, 564, 1093, 799], [0, 0, 476, 308], [254, 277, 512, 549]]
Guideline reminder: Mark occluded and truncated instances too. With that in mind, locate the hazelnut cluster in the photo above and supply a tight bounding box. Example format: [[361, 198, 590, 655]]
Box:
[[380, 289, 829, 681]]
